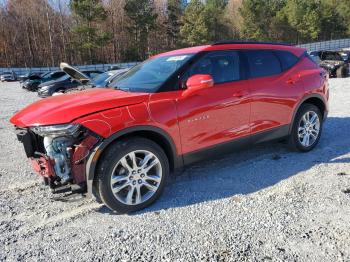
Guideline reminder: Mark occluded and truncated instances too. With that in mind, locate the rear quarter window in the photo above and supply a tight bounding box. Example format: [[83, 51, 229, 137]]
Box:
[[275, 50, 299, 71], [244, 50, 281, 78]]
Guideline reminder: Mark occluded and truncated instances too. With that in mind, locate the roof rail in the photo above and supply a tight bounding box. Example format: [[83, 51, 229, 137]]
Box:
[[212, 40, 293, 46]]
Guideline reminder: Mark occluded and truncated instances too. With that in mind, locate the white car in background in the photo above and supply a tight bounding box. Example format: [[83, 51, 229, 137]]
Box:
[[0, 71, 17, 81]]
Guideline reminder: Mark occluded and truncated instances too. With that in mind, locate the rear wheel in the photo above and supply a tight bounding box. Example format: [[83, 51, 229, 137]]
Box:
[[288, 104, 323, 152], [97, 137, 169, 213]]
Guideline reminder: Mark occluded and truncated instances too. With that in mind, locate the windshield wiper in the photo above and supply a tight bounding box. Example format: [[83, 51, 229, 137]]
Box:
[[112, 85, 129, 91]]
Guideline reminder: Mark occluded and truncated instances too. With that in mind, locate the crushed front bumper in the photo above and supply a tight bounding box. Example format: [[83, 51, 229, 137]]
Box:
[[15, 127, 100, 193], [30, 157, 55, 178]]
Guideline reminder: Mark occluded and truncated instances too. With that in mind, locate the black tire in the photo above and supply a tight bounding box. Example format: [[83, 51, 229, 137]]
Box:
[[53, 88, 64, 95], [96, 137, 169, 213], [288, 103, 323, 152], [30, 83, 40, 92], [336, 66, 346, 78]]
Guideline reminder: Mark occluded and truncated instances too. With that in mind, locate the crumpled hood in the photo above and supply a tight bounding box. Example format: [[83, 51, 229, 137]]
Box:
[[10, 88, 149, 127], [60, 62, 90, 82]]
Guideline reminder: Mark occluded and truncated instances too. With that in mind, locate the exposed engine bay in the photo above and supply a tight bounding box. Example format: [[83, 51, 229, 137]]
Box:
[[44, 136, 75, 183], [15, 125, 100, 194]]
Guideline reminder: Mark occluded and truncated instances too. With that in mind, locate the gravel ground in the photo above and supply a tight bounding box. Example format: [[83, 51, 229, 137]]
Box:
[[0, 79, 350, 262]]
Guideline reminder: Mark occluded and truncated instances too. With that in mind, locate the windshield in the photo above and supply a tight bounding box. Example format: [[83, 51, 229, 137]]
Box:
[[91, 72, 113, 86], [321, 52, 342, 61], [55, 74, 70, 81], [106, 70, 128, 87], [41, 72, 51, 78], [110, 54, 194, 92]]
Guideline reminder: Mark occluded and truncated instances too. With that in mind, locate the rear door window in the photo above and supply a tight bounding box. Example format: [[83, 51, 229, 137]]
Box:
[[188, 50, 241, 84], [244, 50, 281, 78]]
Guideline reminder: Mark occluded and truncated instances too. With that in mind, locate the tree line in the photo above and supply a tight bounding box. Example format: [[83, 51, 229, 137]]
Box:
[[0, 0, 349, 68]]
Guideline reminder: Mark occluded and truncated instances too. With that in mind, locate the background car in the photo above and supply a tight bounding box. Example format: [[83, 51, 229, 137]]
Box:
[[54, 68, 129, 95], [22, 71, 66, 91], [0, 70, 17, 81], [308, 53, 321, 65], [107, 65, 123, 71], [339, 50, 350, 63], [310, 50, 349, 77], [339, 50, 350, 74], [37, 65, 102, 97], [17, 71, 43, 82]]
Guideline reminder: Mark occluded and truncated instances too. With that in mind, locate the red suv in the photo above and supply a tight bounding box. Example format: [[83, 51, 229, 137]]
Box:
[[10, 42, 329, 213]]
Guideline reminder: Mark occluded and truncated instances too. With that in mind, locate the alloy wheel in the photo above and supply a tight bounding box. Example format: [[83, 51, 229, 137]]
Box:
[[110, 150, 162, 205], [298, 111, 320, 147]]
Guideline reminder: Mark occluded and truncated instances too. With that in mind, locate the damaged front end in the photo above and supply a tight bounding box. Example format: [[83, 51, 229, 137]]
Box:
[[15, 124, 100, 194]]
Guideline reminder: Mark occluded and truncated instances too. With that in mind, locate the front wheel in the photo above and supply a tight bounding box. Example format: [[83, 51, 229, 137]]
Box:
[[288, 104, 323, 152], [97, 137, 169, 213]]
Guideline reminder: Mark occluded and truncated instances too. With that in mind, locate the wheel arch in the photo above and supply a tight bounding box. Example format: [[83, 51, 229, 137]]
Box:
[[85, 125, 183, 196], [289, 94, 327, 134]]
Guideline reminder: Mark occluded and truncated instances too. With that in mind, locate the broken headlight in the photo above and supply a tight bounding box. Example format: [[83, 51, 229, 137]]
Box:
[[30, 124, 80, 137]]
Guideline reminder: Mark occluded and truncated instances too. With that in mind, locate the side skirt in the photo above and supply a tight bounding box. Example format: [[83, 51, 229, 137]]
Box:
[[183, 124, 290, 166]]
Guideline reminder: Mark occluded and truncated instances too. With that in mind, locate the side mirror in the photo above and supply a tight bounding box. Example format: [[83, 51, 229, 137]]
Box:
[[183, 74, 214, 97]]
